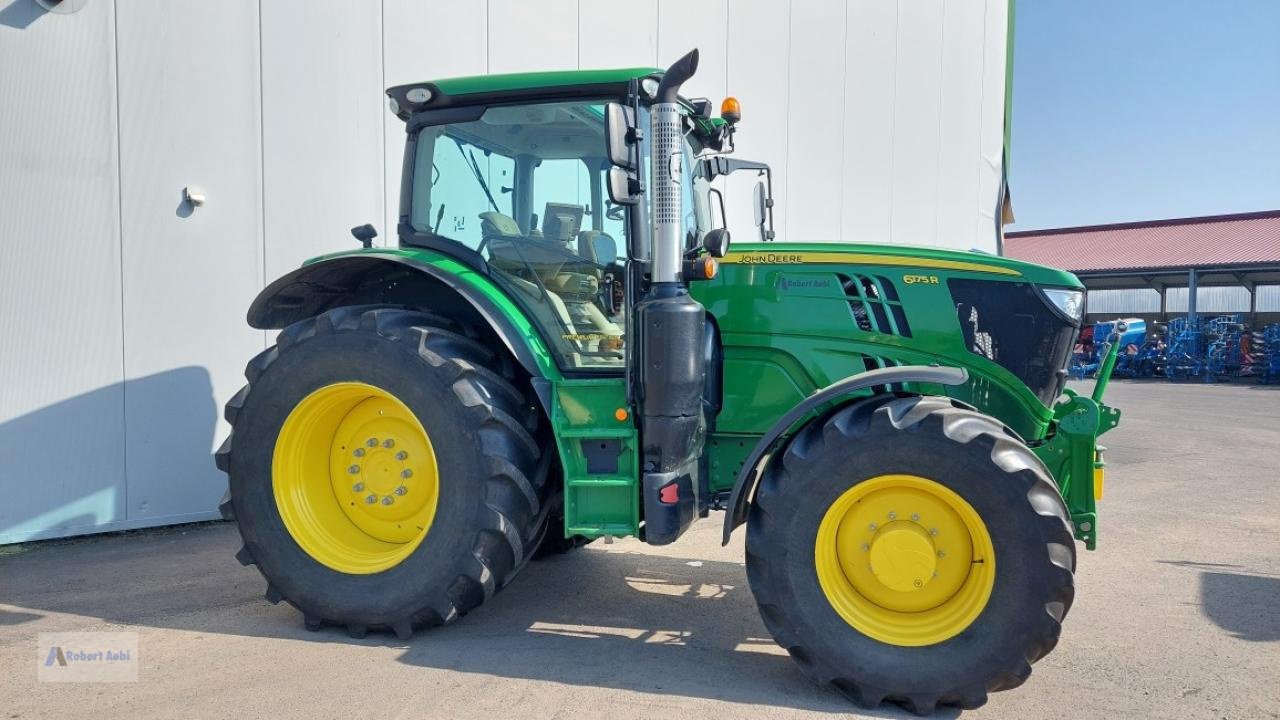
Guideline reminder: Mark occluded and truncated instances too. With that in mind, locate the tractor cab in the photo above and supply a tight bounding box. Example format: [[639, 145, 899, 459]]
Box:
[[387, 68, 728, 373]]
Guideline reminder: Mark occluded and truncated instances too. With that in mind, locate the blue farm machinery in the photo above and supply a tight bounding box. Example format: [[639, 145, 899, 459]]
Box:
[[1072, 319, 1152, 379], [1073, 315, 1280, 384]]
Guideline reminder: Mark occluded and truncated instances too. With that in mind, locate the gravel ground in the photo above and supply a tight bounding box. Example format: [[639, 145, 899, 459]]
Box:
[[1, 379, 1277, 719]]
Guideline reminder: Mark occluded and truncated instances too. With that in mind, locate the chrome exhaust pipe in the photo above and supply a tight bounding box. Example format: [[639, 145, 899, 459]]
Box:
[[651, 49, 698, 285]]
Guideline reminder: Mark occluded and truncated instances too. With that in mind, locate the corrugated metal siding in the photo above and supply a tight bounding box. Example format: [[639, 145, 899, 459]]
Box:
[[1, 0, 1010, 543], [1086, 289, 1161, 314], [1166, 286, 1252, 313], [1087, 286, 1280, 314], [1255, 285, 1280, 312]]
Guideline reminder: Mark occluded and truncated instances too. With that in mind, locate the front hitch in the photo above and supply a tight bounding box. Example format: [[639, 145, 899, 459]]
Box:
[[1033, 323, 1123, 550]]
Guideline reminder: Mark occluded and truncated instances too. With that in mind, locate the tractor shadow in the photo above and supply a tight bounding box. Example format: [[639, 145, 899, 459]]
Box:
[[1198, 570, 1280, 642], [394, 547, 948, 717], [0, 523, 939, 716], [1157, 560, 1280, 642]]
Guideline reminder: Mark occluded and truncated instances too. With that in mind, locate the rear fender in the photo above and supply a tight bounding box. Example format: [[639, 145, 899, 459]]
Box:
[[720, 365, 970, 545], [248, 252, 558, 383]]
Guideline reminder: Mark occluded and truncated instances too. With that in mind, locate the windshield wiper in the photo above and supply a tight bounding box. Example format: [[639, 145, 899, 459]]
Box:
[[452, 138, 501, 213]]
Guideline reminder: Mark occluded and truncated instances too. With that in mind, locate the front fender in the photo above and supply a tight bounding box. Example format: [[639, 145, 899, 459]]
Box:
[[248, 250, 559, 380], [720, 364, 969, 545]]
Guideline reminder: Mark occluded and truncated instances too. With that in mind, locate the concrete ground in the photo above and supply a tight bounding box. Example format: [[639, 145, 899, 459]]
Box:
[[1, 380, 1277, 719]]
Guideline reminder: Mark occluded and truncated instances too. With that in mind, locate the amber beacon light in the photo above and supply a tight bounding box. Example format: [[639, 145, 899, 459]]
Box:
[[720, 96, 741, 124]]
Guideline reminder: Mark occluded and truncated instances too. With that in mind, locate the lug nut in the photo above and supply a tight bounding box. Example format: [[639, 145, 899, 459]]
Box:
[[353, 448, 365, 458], [395, 451, 407, 461], [366, 438, 378, 447], [352, 482, 364, 492], [911, 513, 920, 521], [395, 486, 408, 496], [347, 465, 360, 475], [868, 522, 878, 531], [887, 511, 897, 520], [382, 496, 394, 506], [401, 469, 413, 479], [383, 439, 395, 449], [929, 528, 938, 536], [365, 494, 377, 504], [861, 543, 870, 552], [937, 550, 947, 558]]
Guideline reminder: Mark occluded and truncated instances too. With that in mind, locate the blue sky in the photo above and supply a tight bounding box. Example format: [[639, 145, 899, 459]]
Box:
[[1009, 0, 1280, 231]]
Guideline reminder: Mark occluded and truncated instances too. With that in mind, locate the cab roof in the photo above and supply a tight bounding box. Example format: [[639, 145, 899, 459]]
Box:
[[431, 67, 659, 97], [387, 67, 660, 120]]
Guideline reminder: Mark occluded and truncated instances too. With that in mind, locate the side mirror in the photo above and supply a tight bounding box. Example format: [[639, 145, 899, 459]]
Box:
[[605, 103, 636, 169], [702, 227, 730, 258], [752, 181, 767, 236], [607, 166, 641, 205]]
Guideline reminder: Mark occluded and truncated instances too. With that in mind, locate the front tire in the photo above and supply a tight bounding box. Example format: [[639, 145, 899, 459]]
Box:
[[215, 306, 551, 639], [745, 395, 1075, 714]]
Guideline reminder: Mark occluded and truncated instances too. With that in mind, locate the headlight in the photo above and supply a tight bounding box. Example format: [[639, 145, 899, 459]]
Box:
[[1041, 287, 1084, 322]]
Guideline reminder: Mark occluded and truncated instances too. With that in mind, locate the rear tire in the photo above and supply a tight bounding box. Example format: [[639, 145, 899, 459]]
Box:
[[215, 306, 551, 639], [745, 395, 1075, 714]]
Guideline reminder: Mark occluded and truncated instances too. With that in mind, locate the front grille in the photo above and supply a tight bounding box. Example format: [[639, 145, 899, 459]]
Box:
[[948, 279, 1079, 405]]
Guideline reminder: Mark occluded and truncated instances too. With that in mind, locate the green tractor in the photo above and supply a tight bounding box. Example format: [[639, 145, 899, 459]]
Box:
[[215, 50, 1120, 713]]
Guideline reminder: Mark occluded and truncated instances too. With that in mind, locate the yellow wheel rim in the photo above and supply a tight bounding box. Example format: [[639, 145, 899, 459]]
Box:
[[814, 474, 995, 646], [272, 382, 440, 574]]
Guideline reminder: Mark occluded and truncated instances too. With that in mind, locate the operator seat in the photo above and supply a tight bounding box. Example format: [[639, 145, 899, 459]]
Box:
[[479, 210, 522, 239], [576, 230, 619, 271], [479, 211, 527, 276]]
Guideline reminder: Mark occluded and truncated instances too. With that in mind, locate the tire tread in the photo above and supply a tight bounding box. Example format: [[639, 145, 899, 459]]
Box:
[[745, 394, 1076, 713], [217, 305, 550, 639]]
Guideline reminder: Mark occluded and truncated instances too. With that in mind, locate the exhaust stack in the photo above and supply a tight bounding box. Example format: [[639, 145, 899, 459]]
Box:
[[650, 49, 698, 285], [637, 49, 708, 545]]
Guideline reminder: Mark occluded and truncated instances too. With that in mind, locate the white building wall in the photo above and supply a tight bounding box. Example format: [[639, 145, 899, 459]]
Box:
[[0, 0, 1009, 543]]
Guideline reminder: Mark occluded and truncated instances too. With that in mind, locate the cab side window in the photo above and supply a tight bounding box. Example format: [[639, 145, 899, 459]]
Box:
[[412, 131, 514, 249]]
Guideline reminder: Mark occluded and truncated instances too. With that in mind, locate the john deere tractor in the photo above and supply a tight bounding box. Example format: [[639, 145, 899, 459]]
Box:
[[215, 50, 1120, 714]]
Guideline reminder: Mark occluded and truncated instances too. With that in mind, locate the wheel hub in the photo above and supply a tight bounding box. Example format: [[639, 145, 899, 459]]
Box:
[[817, 474, 995, 646], [330, 397, 435, 544], [868, 521, 936, 592], [273, 382, 440, 574]]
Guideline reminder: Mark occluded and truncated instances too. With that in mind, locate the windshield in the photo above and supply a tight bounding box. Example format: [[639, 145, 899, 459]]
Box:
[[409, 100, 629, 370]]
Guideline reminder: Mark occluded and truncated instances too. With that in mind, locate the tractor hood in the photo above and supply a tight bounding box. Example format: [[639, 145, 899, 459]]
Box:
[[719, 242, 1084, 290]]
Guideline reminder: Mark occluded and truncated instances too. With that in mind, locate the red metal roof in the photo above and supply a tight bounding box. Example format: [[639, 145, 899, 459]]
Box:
[[1003, 210, 1280, 273]]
